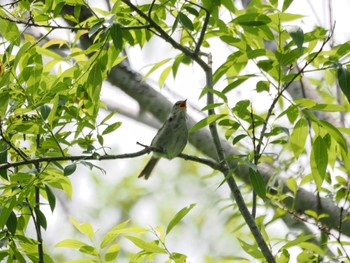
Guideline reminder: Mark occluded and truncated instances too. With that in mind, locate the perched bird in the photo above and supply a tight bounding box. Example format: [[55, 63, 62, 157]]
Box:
[[138, 100, 188, 179]]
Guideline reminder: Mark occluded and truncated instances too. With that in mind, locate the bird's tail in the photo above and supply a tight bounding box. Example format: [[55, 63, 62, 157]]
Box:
[[138, 157, 159, 180]]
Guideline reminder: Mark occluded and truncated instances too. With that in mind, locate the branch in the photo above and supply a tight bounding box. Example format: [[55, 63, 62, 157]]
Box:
[[0, 146, 220, 172], [121, 0, 209, 70], [0, 14, 151, 31], [204, 54, 275, 262]]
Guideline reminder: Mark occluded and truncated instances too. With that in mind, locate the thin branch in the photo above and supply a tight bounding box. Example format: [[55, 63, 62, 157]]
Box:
[[204, 54, 275, 262], [0, 146, 221, 172], [0, 14, 151, 31], [121, 0, 209, 70], [184, 0, 210, 54]]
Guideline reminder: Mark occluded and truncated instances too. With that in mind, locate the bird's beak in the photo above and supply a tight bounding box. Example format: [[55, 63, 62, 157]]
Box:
[[179, 99, 187, 109]]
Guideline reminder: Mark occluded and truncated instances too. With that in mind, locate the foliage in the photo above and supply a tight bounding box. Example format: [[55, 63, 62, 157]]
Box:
[[0, 0, 350, 262]]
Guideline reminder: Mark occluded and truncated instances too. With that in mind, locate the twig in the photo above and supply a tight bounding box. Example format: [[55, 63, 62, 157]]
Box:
[[0, 14, 151, 31], [204, 54, 275, 262], [0, 146, 221, 172]]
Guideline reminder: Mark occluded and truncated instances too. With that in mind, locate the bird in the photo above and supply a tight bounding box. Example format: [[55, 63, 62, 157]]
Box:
[[138, 99, 188, 179]]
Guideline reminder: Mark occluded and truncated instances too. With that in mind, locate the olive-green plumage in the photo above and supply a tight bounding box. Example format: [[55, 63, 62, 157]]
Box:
[[138, 100, 188, 179]]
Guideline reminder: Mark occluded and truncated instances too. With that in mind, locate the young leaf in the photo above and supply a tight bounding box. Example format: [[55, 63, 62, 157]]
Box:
[[282, 0, 294, 12], [189, 114, 227, 133], [102, 122, 122, 135], [249, 168, 266, 200], [70, 217, 95, 239], [105, 243, 120, 262], [125, 236, 167, 253], [0, 197, 17, 229], [166, 203, 196, 234], [310, 136, 328, 190], [159, 66, 172, 87], [290, 118, 308, 158]]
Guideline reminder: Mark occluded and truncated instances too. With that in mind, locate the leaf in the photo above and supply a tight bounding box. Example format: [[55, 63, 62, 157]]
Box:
[[55, 239, 91, 249], [102, 122, 122, 135], [110, 23, 123, 51], [178, 12, 194, 31], [100, 220, 129, 248], [256, 81, 270, 92], [6, 211, 17, 235], [144, 58, 172, 79], [158, 66, 172, 87], [70, 217, 95, 239], [233, 13, 271, 26], [281, 234, 315, 249], [39, 105, 51, 120], [105, 243, 120, 262], [282, 0, 294, 12], [166, 204, 196, 234], [64, 163, 77, 176], [45, 185, 56, 212], [237, 238, 263, 259], [35, 208, 47, 230], [125, 236, 167, 253], [337, 66, 350, 104], [0, 197, 17, 229], [189, 114, 226, 133], [249, 168, 266, 200], [0, 10, 20, 45], [290, 118, 308, 158], [310, 136, 328, 190], [319, 120, 347, 153], [290, 27, 304, 51]]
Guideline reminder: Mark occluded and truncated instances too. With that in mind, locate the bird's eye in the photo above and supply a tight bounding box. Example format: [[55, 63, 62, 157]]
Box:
[[168, 117, 173, 122]]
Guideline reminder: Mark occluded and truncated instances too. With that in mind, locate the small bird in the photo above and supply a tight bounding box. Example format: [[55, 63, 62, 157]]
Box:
[[138, 100, 188, 179]]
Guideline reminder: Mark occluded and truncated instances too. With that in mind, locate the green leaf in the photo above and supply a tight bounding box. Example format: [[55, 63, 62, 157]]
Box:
[[55, 239, 91, 249], [256, 81, 270, 92], [290, 27, 304, 51], [144, 58, 172, 79], [45, 184, 56, 212], [158, 66, 172, 87], [105, 243, 120, 262], [290, 118, 308, 158], [166, 203, 196, 234], [39, 105, 51, 120], [282, 0, 294, 12], [232, 134, 247, 145], [100, 220, 129, 248], [0, 11, 20, 45], [310, 136, 328, 190], [189, 114, 226, 133], [87, 62, 103, 106], [110, 23, 123, 50], [125, 236, 167, 253], [178, 12, 194, 31], [281, 234, 315, 249], [249, 168, 266, 200], [0, 197, 17, 229], [319, 120, 347, 153], [35, 208, 47, 230], [102, 122, 122, 135], [237, 238, 263, 259], [70, 217, 95, 239], [64, 163, 77, 176], [233, 13, 271, 26], [6, 211, 17, 235], [286, 177, 298, 195], [337, 66, 350, 104]]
